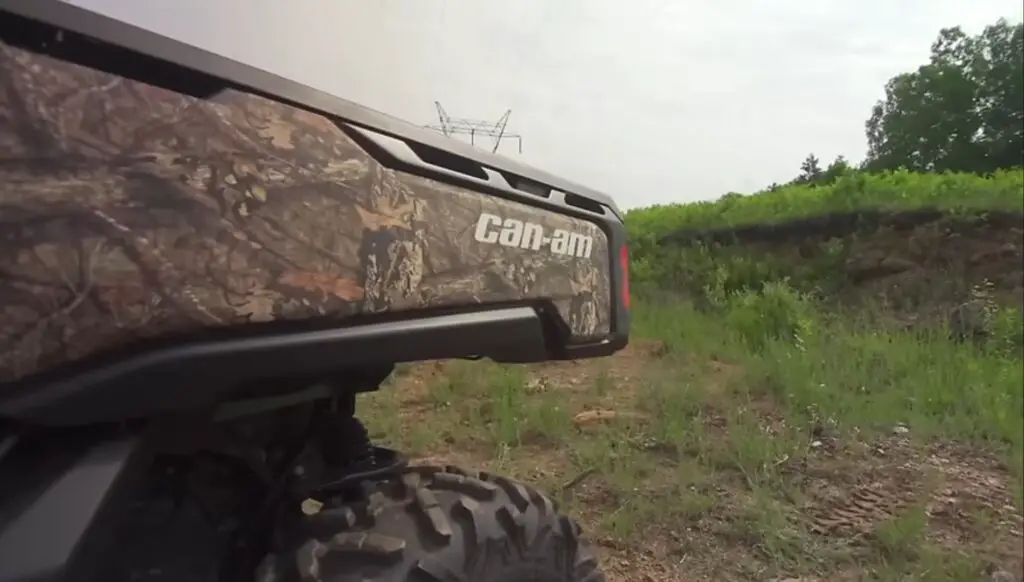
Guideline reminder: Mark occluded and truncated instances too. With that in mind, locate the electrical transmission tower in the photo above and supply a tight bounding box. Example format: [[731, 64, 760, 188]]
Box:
[[424, 101, 523, 154]]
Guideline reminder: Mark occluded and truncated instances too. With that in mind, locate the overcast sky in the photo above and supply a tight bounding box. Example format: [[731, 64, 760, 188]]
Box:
[[70, 0, 1024, 209]]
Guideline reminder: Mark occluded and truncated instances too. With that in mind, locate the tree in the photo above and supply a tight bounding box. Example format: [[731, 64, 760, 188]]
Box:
[[865, 18, 1023, 173], [821, 155, 852, 184], [795, 153, 823, 184], [790, 154, 850, 187]]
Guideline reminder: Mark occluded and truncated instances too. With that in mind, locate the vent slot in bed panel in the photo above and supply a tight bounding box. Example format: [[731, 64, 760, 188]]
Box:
[[562, 192, 606, 216], [497, 171, 552, 199], [341, 124, 612, 220], [404, 141, 489, 181]]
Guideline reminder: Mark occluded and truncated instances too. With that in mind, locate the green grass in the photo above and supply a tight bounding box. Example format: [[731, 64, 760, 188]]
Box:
[[360, 287, 1023, 580], [635, 286, 1024, 466], [625, 169, 1024, 239]]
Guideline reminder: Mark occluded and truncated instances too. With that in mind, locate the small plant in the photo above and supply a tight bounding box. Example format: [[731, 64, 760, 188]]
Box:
[[946, 280, 1023, 356], [989, 305, 1024, 355], [725, 280, 815, 352], [871, 505, 929, 563]]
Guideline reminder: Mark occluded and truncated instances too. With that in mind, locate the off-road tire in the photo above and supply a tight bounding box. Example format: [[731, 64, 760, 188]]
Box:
[[256, 465, 605, 582]]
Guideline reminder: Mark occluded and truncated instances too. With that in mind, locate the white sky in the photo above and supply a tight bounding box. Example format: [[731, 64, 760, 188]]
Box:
[[69, 0, 1024, 209]]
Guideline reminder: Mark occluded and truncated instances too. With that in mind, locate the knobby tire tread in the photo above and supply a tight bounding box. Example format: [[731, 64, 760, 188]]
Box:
[[257, 465, 605, 582]]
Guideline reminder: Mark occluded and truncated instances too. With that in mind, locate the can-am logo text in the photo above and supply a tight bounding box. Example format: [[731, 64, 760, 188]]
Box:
[[473, 212, 593, 259]]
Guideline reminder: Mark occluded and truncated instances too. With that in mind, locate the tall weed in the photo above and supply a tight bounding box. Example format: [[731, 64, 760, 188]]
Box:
[[722, 281, 815, 353]]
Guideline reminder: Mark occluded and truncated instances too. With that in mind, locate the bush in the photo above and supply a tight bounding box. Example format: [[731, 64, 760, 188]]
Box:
[[723, 281, 816, 353], [987, 303, 1024, 356]]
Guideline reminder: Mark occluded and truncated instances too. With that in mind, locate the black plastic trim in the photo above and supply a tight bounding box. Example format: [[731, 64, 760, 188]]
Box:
[[338, 123, 612, 223], [403, 140, 490, 182], [0, 428, 148, 582], [0, 0, 620, 216], [0, 307, 550, 427], [564, 192, 607, 215]]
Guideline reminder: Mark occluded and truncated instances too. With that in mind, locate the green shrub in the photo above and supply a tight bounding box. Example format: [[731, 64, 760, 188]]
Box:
[[723, 281, 816, 353], [988, 304, 1024, 356]]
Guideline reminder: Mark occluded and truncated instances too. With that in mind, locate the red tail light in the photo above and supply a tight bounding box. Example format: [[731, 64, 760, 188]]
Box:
[[618, 244, 630, 310]]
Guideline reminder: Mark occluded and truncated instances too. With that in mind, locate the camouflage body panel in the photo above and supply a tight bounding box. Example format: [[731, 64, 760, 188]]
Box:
[[0, 43, 611, 383]]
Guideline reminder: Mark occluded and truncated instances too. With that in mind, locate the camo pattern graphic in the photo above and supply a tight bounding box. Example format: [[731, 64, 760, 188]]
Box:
[[0, 43, 611, 383]]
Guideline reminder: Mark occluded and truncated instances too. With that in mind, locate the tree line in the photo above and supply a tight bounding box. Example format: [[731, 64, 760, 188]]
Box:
[[777, 18, 1022, 190]]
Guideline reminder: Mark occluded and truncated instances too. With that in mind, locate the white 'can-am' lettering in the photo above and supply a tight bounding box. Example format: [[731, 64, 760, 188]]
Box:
[[473, 213, 593, 259], [473, 212, 502, 244]]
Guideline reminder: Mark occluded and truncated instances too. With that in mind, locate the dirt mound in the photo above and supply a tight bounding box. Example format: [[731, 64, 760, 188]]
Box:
[[658, 209, 1023, 313], [837, 219, 1022, 314]]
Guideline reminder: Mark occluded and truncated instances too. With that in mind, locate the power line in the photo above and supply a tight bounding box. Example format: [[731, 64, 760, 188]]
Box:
[[424, 101, 523, 154]]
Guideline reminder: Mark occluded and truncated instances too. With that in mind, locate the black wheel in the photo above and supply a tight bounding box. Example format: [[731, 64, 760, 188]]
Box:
[[257, 465, 605, 582]]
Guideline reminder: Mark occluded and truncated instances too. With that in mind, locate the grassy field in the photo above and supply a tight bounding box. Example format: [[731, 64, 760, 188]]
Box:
[[363, 170, 1023, 581], [625, 170, 1024, 240]]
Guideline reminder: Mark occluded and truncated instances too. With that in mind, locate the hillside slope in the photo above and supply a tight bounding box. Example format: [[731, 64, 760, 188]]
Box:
[[628, 170, 1024, 321]]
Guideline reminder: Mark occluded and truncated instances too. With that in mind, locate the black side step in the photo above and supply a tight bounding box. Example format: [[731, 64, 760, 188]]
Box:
[[0, 307, 548, 427]]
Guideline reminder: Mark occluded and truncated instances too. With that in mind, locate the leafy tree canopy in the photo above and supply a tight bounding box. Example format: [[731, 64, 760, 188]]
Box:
[[864, 19, 1023, 174]]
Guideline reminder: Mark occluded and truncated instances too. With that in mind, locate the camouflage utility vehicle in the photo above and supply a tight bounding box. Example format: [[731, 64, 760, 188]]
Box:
[[0, 2, 630, 581]]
